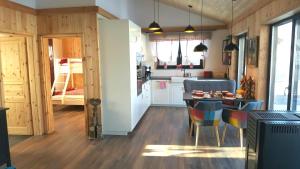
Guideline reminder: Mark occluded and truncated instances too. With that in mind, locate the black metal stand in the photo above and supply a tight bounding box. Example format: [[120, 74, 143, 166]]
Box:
[[0, 108, 16, 169]]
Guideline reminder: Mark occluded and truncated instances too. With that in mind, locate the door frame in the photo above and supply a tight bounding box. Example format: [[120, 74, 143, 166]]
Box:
[[39, 33, 88, 134], [267, 13, 300, 110], [0, 33, 43, 135]]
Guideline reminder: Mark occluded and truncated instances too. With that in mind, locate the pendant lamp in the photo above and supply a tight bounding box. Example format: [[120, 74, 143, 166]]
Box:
[[148, 0, 161, 31], [184, 5, 195, 33], [224, 0, 239, 51], [153, 0, 163, 34], [194, 0, 208, 52]]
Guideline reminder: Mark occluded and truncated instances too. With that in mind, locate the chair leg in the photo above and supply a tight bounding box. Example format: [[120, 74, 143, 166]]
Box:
[[240, 128, 244, 149], [222, 123, 228, 144], [211, 127, 215, 137], [189, 122, 194, 136], [215, 126, 220, 147], [195, 125, 200, 147]]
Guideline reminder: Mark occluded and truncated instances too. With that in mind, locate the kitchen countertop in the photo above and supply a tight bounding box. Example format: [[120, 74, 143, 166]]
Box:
[[150, 76, 228, 81]]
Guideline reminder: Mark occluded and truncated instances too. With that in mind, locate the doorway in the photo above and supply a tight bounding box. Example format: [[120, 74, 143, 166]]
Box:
[[41, 35, 86, 133], [268, 14, 300, 111]]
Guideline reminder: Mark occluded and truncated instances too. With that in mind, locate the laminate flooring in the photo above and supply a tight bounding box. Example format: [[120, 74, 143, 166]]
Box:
[[10, 106, 245, 169]]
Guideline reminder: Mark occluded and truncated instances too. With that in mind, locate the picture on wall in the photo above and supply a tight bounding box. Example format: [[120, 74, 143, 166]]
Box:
[[247, 36, 259, 67]]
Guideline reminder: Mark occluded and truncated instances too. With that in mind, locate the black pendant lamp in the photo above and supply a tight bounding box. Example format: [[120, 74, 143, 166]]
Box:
[[153, 0, 163, 34], [224, 0, 239, 51], [194, 0, 208, 52], [148, 0, 161, 31], [184, 5, 195, 33]]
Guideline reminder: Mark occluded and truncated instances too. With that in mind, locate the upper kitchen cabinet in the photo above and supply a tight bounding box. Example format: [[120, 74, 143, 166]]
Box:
[[99, 19, 144, 135]]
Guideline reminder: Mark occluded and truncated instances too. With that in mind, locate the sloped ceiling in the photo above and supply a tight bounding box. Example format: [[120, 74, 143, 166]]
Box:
[[160, 0, 258, 23]]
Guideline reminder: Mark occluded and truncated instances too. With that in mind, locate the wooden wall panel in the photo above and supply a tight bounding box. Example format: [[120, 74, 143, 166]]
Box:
[[0, 5, 44, 135], [231, 0, 300, 108], [37, 12, 100, 134], [62, 37, 81, 58]]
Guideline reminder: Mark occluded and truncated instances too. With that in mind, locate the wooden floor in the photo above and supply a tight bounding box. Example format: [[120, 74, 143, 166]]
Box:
[[10, 107, 245, 169]]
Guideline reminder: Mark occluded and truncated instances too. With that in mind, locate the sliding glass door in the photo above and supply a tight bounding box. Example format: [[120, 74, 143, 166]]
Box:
[[269, 15, 300, 111]]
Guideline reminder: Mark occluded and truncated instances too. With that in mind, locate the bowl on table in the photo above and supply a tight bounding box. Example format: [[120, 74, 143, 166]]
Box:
[[193, 92, 204, 97], [225, 92, 235, 98]]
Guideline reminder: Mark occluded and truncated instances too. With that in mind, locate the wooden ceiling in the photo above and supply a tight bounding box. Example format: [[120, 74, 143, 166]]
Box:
[[160, 0, 258, 23]]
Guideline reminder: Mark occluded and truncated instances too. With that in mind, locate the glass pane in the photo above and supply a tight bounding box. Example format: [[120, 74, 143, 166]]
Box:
[[291, 19, 300, 111], [237, 36, 246, 88], [269, 21, 293, 110], [150, 40, 207, 66]]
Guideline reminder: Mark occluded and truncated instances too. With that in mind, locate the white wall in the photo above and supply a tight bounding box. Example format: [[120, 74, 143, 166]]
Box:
[[96, 0, 129, 20], [149, 30, 229, 78], [10, 0, 36, 8]]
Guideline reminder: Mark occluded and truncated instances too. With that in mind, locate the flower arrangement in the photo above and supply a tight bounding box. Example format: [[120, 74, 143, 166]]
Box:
[[239, 76, 255, 99]]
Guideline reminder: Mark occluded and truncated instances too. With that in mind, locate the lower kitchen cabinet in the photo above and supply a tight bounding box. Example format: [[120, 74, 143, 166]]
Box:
[[151, 80, 186, 106], [170, 83, 186, 106], [132, 80, 151, 129], [151, 80, 171, 105]]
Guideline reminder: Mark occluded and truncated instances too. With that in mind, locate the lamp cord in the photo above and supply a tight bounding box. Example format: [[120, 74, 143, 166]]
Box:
[[157, 0, 160, 23], [153, 0, 156, 22], [189, 6, 191, 25], [201, 0, 204, 43], [231, 0, 234, 42]]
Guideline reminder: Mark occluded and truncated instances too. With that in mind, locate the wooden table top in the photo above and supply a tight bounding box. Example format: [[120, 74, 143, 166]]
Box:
[[183, 92, 254, 102]]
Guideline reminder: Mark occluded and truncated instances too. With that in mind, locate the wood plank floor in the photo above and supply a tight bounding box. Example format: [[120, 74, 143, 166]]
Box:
[[10, 106, 245, 169]]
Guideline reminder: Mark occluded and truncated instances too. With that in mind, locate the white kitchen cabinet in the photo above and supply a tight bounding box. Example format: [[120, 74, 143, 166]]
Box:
[[170, 83, 186, 106], [100, 19, 142, 135], [151, 80, 171, 105], [142, 80, 151, 111]]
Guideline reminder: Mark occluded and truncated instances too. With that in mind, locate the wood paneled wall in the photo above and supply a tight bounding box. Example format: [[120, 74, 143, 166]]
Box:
[[0, 5, 44, 135], [37, 12, 100, 133], [230, 0, 300, 108]]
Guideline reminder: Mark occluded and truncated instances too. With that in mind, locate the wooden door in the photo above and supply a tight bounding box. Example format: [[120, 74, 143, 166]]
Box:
[[0, 37, 33, 135]]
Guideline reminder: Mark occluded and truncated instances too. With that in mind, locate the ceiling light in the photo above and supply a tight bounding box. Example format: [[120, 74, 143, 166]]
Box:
[[153, 27, 164, 34], [149, 21, 160, 31], [194, 43, 208, 52], [184, 5, 195, 33], [194, 0, 208, 52], [224, 0, 239, 52], [148, 0, 161, 31]]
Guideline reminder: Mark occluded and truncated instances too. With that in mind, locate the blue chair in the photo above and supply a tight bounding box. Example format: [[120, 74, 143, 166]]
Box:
[[188, 101, 223, 147], [222, 100, 263, 148]]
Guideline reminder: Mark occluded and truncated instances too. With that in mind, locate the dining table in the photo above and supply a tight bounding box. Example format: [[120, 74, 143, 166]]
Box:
[[183, 92, 256, 136]]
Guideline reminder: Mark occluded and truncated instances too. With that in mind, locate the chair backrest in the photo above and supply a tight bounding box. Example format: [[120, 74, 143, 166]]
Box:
[[241, 100, 264, 112], [189, 101, 223, 126], [183, 80, 236, 93]]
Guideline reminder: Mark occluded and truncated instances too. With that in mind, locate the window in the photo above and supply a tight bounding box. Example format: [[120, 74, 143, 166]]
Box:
[[236, 34, 247, 88], [151, 39, 209, 69]]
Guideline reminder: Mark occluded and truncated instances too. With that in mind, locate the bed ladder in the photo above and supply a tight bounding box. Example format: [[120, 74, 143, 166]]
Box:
[[51, 59, 71, 104]]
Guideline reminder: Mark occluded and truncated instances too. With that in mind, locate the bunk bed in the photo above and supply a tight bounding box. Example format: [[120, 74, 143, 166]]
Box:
[[51, 58, 84, 105]]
